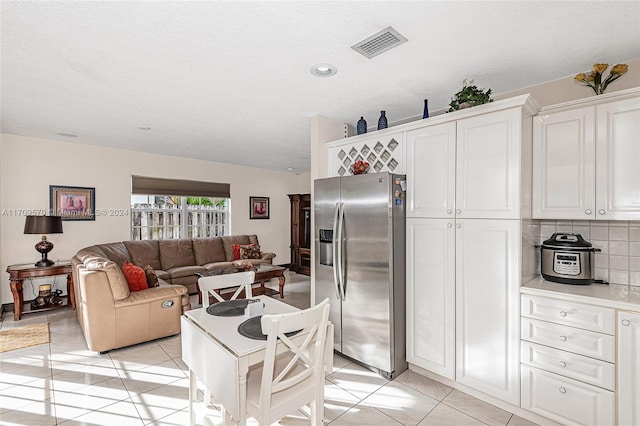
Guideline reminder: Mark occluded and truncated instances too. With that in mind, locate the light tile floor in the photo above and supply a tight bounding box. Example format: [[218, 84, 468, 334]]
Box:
[[0, 271, 538, 425]]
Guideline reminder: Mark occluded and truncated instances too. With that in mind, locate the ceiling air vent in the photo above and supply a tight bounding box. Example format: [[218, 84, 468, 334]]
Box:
[[351, 26, 408, 59]]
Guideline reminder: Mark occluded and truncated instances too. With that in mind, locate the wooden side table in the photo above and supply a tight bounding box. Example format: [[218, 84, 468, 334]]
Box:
[[6, 261, 76, 321]]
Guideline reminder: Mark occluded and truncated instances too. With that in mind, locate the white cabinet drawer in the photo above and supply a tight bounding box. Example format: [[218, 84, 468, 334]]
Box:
[[522, 294, 614, 334], [521, 341, 614, 390], [521, 365, 614, 426], [521, 318, 615, 362]]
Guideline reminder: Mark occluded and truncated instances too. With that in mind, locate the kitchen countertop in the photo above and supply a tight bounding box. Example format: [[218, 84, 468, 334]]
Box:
[[522, 277, 640, 311]]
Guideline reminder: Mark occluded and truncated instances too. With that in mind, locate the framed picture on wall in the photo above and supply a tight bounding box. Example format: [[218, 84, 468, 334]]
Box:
[[249, 196, 270, 220], [50, 185, 96, 221]]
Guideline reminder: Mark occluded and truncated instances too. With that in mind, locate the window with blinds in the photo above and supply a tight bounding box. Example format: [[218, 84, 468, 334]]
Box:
[[130, 176, 230, 240]]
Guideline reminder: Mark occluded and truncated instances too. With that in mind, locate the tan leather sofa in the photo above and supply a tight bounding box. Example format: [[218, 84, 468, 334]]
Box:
[[71, 235, 275, 352]]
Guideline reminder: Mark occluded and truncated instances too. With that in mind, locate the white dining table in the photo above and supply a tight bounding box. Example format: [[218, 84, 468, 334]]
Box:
[[181, 296, 333, 426]]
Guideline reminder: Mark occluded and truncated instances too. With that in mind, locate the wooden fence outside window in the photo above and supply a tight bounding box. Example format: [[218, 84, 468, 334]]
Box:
[[131, 204, 228, 240]]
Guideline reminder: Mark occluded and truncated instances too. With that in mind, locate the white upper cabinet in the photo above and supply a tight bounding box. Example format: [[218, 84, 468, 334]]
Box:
[[456, 108, 523, 219], [406, 122, 456, 218], [595, 96, 640, 220], [532, 106, 596, 219], [407, 99, 535, 219], [532, 88, 640, 220]]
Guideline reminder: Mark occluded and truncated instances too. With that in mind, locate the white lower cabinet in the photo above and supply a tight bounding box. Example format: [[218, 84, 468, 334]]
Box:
[[521, 293, 615, 334], [455, 219, 521, 405], [407, 219, 521, 404], [406, 218, 455, 379], [521, 294, 615, 425], [521, 365, 614, 426], [521, 317, 615, 362], [617, 310, 640, 426], [521, 341, 615, 390]]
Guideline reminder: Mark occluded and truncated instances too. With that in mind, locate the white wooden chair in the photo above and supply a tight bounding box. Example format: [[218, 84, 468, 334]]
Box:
[[245, 298, 331, 425], [197, 270, 255, 422], [198, 271, 256, 307]]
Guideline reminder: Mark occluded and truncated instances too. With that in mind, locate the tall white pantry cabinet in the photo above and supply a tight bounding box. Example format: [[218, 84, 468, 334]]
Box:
[[405, 95, 539, 406]]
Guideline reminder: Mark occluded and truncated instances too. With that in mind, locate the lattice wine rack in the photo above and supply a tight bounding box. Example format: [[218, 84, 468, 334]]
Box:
[[329, 132, 404, 176]]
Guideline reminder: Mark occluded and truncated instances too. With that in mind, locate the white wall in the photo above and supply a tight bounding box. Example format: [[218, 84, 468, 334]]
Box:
[[494, 58, 640, 107], [308, 114, 345, 303], [0, 133, 303, 305], [292, 172, 311, 194]]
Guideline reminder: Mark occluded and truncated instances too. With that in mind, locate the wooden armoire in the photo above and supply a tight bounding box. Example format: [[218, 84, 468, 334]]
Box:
[[287, 194, 311, 275]]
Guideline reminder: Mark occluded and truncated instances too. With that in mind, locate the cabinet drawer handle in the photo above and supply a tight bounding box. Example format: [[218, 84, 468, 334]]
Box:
[[560, 336, 567, 342], [456, 209, 461, 214], [622, 319, 631, 326], [456, 223, 461, 229], [559, 387, 567, 394], [559, 361, 567, 367], [447, 223, 453, 228], [599, 209, 606, 215], [585, 209, 592, 215], [447, 209, 453, 214], [559, 311, 567, 317]]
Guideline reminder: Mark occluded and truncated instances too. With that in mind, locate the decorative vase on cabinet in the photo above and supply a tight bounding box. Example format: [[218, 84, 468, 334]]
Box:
[[423, 99, 429, 119], [357, 117, 367, 135], [377, 111, 388, 130]]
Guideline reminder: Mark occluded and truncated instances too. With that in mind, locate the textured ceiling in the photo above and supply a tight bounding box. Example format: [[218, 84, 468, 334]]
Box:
[[2, 1, 639, 173]]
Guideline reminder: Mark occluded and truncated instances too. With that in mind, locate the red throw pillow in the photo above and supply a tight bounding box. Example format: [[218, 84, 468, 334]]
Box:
[[122, 261, 148, 292], [233, 244, 242, 260]]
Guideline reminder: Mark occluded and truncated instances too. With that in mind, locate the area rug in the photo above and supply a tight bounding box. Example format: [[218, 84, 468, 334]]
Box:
[[0, 323, 50, 353]]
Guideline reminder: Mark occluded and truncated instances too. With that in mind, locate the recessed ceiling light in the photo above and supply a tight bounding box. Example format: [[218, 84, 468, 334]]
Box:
[[310, 63, 337, 77], [137, 126, 151, 131], [286, 167, 295, 171], [56, 132, 77, 138]]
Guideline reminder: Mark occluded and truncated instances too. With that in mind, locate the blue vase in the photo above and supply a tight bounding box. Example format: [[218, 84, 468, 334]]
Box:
[[377, 111, 387, 130], [357, 117, 367, 135], [423, 99, 429, 119]]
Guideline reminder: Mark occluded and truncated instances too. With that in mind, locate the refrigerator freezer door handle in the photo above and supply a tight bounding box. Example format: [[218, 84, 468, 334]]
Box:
[[337, 202, 346, 302], [331, 202, 341, 300]]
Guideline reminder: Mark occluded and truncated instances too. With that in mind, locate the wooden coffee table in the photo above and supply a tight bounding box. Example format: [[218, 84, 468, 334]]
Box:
[[253, 264, 286, 298], [196, 264, 287, 303]]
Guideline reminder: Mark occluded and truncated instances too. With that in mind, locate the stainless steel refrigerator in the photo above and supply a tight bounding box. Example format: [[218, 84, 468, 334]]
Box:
[[314, 172, 407, 379]]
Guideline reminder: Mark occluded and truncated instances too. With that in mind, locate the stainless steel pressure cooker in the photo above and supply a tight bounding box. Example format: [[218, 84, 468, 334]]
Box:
[[540, 233, 600, 285]]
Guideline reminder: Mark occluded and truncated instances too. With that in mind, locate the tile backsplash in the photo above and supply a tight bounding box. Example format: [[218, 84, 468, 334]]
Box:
[[538, 220, 640, 287]]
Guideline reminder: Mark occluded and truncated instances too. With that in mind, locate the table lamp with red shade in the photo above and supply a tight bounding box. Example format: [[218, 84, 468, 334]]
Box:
[[23, 215, 63, 267]]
